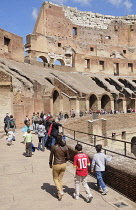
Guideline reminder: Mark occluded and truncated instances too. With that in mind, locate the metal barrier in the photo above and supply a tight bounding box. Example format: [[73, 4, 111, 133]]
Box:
[[62, 127, 136, 160]]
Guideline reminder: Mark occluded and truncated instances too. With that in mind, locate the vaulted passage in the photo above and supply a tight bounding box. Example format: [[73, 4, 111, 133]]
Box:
[[89, 94, 98, 111], [101, 95, 111, 112], [131, 137, 136, 156], [37, 56, 48, 63], [54, 59, 65, 66], [53, 90, 60, 116]]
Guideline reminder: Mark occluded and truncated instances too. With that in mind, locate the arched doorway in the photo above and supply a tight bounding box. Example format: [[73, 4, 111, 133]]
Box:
[[37, 56, 48, 64], [131, 137, 136, 156], [89, 94, 98, 112], [53, 90, 60, 116], [54, 59, 65, 66], [126, 98, 135, 111], [118, 99, 123, 112], [101, 95, 111, 112]]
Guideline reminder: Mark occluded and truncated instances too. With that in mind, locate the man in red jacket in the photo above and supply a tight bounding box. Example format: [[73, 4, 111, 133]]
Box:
[[73, 144, 93, 203]]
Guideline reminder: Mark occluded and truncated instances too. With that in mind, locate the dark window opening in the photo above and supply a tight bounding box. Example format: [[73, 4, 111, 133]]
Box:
[[130, 25, 134, 31], [85, 59, 90, 69], [72, 27, 77, 35], [4, 37, 10, 46], [90, 47, 94, 51], [114, 63, 119, 76], [58, 43, 61, 47], [123, 50, 126, 54], [114, 25, 118, 31], [99, 61, 104, 65], [4, 37, 10, 53], [122, 131, 126, 140], [128, 63, 133, 72], [99, 61, 104, 70]]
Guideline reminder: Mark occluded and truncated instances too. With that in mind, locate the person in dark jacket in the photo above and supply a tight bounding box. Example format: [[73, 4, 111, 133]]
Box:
[[7, 115, 16, 133], [49, 135, 70, 201], [4, 113, 10, 135], [50, 120, 62, 147]]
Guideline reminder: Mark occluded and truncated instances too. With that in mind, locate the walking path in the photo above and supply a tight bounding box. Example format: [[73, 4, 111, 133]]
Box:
[[0, 129, 136, 210]]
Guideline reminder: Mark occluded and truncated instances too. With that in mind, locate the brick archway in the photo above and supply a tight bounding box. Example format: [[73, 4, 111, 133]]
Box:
[[101, 94, 111, 112], [37, 56, 48, 63], [89, 94, 98, 111], [53, 90, 60, 116], [54, 58, 65, 66]]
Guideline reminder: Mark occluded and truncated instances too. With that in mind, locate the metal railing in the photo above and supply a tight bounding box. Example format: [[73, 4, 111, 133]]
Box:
[[62, 127, 136, 160]]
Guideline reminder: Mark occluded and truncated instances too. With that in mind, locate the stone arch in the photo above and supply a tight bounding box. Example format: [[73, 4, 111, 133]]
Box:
[[54, 58, 65, 66], [89, 94, 98, 111], [37, 55, 49, 64], [52, 89, 61, 116], [117, 98, 123, 112], [126, 98, 135, 111], [131, 137, 136, 156], [101, 94, 111, 112]]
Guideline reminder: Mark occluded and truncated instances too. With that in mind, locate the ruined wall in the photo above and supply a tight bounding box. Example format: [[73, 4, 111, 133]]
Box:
[[0, 29, 24, 63], [25, 2, 136, 75], [0, 72, 13, 129]]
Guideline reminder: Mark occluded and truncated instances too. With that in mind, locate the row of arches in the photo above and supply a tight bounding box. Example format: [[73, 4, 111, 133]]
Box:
[[37, 56, 65, 66], [53, 90, 135, 115]]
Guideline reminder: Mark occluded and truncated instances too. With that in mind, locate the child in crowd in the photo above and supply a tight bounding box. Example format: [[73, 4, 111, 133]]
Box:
[[25, 129, 32, 157], [7, 128, 15, 146], [22, 121, 31, 144], [91, 144, 113, 195], [73, 144, 93, 203]]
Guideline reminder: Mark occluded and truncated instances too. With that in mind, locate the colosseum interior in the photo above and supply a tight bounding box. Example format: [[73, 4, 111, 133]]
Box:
[[0, 1, 136, 156]]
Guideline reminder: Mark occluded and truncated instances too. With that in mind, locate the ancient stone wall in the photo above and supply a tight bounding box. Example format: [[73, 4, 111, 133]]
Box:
[[25, 2, 136, 75], [0, 29, 24, 63]]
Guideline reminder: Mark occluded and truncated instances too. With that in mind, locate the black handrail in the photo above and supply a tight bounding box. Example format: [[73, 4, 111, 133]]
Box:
[[62, 127, 136, 160]]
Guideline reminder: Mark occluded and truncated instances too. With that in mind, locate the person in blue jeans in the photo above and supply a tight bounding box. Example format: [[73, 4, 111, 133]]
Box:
[[91, 144, 113, 195], [37, 120, 46, 151]]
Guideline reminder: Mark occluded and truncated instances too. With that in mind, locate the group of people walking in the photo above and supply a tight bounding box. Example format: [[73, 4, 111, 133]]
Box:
[[22, 112, 62, 156], [4, 111, 113, 203], [4, 113, 16, 145], [49, 136, 112, 202]]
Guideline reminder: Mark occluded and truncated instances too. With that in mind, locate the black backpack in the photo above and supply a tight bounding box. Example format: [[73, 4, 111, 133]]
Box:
[[9, 119, 15, 128]]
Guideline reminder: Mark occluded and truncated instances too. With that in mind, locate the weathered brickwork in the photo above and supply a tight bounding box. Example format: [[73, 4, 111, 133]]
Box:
[[0, 28, 24, 63], [25, 2, 136, 75]]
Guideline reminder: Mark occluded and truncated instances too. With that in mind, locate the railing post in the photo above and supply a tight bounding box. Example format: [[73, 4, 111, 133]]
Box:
[[74, 130, 75, 140], [124, 142, 126, 156], [62, 127, 64, 134], [94, 135, 96, 146]]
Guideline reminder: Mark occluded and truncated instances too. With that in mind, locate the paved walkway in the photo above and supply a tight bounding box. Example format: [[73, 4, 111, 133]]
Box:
[[0, 129, 136, 210]]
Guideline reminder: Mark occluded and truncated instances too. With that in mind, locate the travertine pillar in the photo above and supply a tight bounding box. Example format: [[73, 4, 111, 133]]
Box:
[[123, 99, 127, 113], [86, 100, 89, 111], [111, 99, 114, 112], [76, 99, 80, 115]]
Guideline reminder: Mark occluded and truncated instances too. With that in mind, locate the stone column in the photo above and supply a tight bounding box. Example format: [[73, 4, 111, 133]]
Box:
[[98, 96, 101, 111], [76, 99, 80, 116], [86, 99, 89, 112], [60, 97, 63, 113], [88, 120, 94, 143], [111, 99, 114, 112], [50, 97, 53, 116], [101, 118, 107, 146], [123, 99, 127, 113]]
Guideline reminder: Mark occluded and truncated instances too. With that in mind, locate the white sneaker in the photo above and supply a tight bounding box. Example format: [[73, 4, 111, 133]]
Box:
[[73, 193, 79, 200], [98, 186, 102, 191], [87, 196, 93, 203], [102, 189, 108, 195]]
